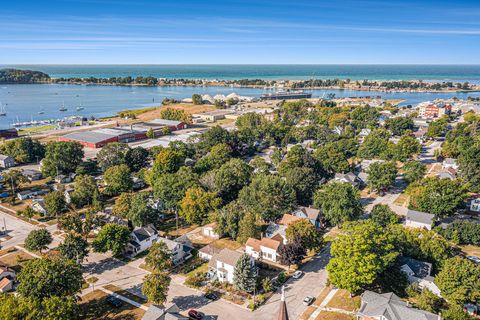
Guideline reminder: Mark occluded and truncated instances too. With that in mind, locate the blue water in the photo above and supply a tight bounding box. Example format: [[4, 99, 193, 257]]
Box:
[[1, 83, 480, 129], [2, 64, 480, 81]]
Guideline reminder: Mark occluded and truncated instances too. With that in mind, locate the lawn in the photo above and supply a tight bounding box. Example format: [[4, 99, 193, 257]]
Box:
[[79, 289, 145, 320], [314, 285, 333, 307], [212, 238, 241, 250], [299, 306, 317, 320], [103, 284, 147, 305], [460, 245, 480, 257], [0, 250, 36, 271], [315, 311, 355, 320], [185, 262, 208, 278], [326, 289, 361, 312], [393, 193, 409, 206]]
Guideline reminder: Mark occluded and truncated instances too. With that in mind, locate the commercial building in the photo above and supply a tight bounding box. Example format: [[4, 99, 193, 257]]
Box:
[[0, 128, 18, 139], [192, 109, 235, 122]]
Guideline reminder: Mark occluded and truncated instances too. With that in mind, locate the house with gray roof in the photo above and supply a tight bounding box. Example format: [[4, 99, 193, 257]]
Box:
[[208, 248, 253, 284], [399, 257, 441, 296], [357, 291, 440, 320], [333, 172, 359, 187], [156, 235, 193, 265], [125, 226, 158, 257], [292, 206, 325, 229], [405, 210, 435, 230]]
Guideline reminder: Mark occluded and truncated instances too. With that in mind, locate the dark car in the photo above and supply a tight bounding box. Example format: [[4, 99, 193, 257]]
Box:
[[204, 292, 219, 301], [188, 309, 204, 319], [106, 295, 123, 308]]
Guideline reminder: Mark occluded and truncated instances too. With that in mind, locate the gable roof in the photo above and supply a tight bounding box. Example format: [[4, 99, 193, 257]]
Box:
[[0, 277, 12, 290], [132, 226, 157, 242], [279, 214, 302, 226], [246, 238, 261, 252], [260, 237, 282, 251], [0, 155, 13, 161], [296, 206, 321, 220], [142, 303, 188, 320], [406, 210, 434, 225], [208, 248, 243, 268], [358, 291, 438, 320], [199, 243, 222, 256], [399, 257, 433, 280]]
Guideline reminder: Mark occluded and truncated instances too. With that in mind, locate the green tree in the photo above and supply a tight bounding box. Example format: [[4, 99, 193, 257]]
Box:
[[358, 129, 390, 159], [146, 127, 155, 139], [414, 288, 444, 313], [153, 166, 199, 210], [0, 295, 79, 320], [350, 105, 380, 129], [126, 146, 149, 172], [126, 192, 156, 227], [194, 143, 232, 173], [41, 141, 84, 177], [313, 182, 362, 226], [283, 166, 319, 206], [327, 220, 398, 294], [409, 177, 467, 218], [159, 107, 192, 123], [104, 164, 133, 195], [70, 175, 98, 208], [314, 142, 350, 174], [286, 219, 322, 250], [24, 229, 52, 252], [179, 187, 221, 224], [384, 117, 414, 136], [142, 272, 171, 304], [152, 148, 184, 176], [403, 161, 426, 184], [92, 223, 131, 257], [370, 204, 398, 227], [212, 200, 244, 239], [458, 142, 480, 193], [442, 305, 476, 320], [435, 257, 480, 305], [192, 94, 203, 105], [0, 136, 45, 164], [17, 257, 82, 300], [213, 158, 252, 203], [238, 174, 296, 222], [96, 142, 130, 171], [426, 117, 448, 138], [367, 161, 397, 192], [278, 236, 306, 269], [2, 169, 27, 196], [236, 211, 261, 244], [233, 253, 257, 293], [58, 233, 89, 262], [44, 191, 67, 216], [145, 241, 172, 272], [391, 134, 422, 162]]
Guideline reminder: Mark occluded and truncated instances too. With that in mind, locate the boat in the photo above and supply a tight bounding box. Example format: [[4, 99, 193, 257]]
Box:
[[260, 90, 313, 101], [38, 106, 45, 115], [76, 102, 84, 111], [59, 102, 67, 112], [0, 103, 6, 116]]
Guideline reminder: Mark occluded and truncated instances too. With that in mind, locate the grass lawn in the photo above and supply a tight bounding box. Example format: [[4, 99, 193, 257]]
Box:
[[0, 250, 36, 271], [212, 238, 241, 250], [314, 285, 333, 307], [79, 289, 145, 320], [315, 311, 355, 320], [299, 306, 317, 320], [19, 124, 57, 134], [393, 193, 409, 206], [326, 289, 361, 312], [0, 247, 17, 257], [185, 262, 208, 278], [460, 245, 480, 256], [103, 284, 147, 305]]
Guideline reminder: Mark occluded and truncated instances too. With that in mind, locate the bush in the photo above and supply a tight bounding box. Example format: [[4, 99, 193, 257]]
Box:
[[185, 272, 207, 288]]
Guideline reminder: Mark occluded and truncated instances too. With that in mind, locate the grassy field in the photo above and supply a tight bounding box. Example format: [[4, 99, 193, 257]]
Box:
[[79, 289, 145, 320], [19, 124, 57, 134], [326, 289, 361, 312], [103, 284, 148, 305], [460, 245, 480, 256], [315, 312, 355, 320]]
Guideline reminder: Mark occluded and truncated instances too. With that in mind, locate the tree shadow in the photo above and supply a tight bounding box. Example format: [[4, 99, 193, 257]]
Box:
[[171, 294, 210, 310]]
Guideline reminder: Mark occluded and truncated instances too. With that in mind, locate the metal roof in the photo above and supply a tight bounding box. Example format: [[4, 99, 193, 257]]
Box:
[[63, 131, 117, 144]]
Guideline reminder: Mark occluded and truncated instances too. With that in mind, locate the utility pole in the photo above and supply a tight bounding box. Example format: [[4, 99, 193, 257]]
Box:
[[175, 207, 179, 237]]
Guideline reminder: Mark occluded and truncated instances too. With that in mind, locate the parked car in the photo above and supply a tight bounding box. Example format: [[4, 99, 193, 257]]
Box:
[[0, 192, 9, 198], [204, 292, 219, 301], [188, 309, 204, 319], [467, 256, 480, 264], [292, 271, 303, 279], [303, 296, 315, 306], [106, 295, 123, 308]]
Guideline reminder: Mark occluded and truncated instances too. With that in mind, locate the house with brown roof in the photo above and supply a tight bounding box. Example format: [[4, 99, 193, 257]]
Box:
[[208, 248, 253, 284], [292, 206, 325, 229], [198, 243, 222, 261], [0, 265, 15, 293], [245, 237, 283, 263]]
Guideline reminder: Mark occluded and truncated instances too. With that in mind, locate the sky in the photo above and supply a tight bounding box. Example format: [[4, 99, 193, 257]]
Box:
[[1, 0, 480, 64]]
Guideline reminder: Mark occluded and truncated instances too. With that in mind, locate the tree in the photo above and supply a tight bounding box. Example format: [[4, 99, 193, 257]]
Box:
[[96, 142, 130, 171], [286, 219, 322, 250], [0, 295, 79, 320], [92, 223, 131, 257], [142, 272, 171, 304], [194, 143, 232, 173], [159, 107, 192, 123], [409, 177, 467, 218], [41, 141, 84, 177], [391, 134, 422, 162], [233, 253, 257, 293], [313, 182, 362, 226], [358, 129, 390, 159], [152, 148, 184, 176], [403, 161, 426, 184], [126, 192, 156, 227], [437, 220, 480, 246], [192, 93, 203, 105], [103, 164, 133, 195], [284, 166, 319, 206], [24, 229, 52, 252], [179, 187, 221, 224], [384, 117, 414, 136], [435, 257, 480, 305], [2, 169, 27, 196], [278, 236, 306, 269], [236, 211, 261, 244], [17, 257, 82, 300], [145, 241, 172, 272], [0, 136, 45, 164], [327, 220, 398, 294], [44, 191, 67, 216], [367, 161, 397, 192], [350, 105, 380, 129], [414, 288, 444, 313], [426, 117, 448, 138], [442, 305, 476, 320], [153, 166, 199, 210], [458, 142, 480, 193], [70, 174, 98, 208], [126, 147, 149, 172], [213, 158, 252, 203], [212, 200, 244, 239], [238, 174, 296, 222], [314, 142, 350, 174], [58, 233, 89, 262], [57, 213, 84, 235], [370, 204, 398, 227]]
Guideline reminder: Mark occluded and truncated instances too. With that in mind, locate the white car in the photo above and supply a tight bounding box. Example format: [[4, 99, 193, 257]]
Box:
[[292, 271, 303, 279], [467, 256, 480, 264], [303, 296, 315, 306]]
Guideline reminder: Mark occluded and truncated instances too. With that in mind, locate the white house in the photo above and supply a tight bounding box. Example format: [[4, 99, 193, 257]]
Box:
[[0, 155, 15, 169], [208, 248, 253, 284], [470, 199, 480, 212], [125, 226, 159, 257], [333, 172, 359, 188], [157, 235, 193, 265], [0, 265, 15, 293], [442, 158, 458, 170], [201, 223, 220, 239], [32, 200, 48, 216], [198, 243, 222, 261], [399, 257, 442, 297], [245, 237, 283, 263], [405, 209, 435, 230]]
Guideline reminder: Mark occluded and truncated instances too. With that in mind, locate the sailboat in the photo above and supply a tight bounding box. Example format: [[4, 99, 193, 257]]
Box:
[[0, 102, 7, 116], [76, 102, 84, 111], [59, 101, 67, 112], [38, 107, 44, 115]]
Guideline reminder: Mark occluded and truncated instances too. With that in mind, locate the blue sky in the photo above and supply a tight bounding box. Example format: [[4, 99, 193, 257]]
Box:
[[1, 0, 480, 64]]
